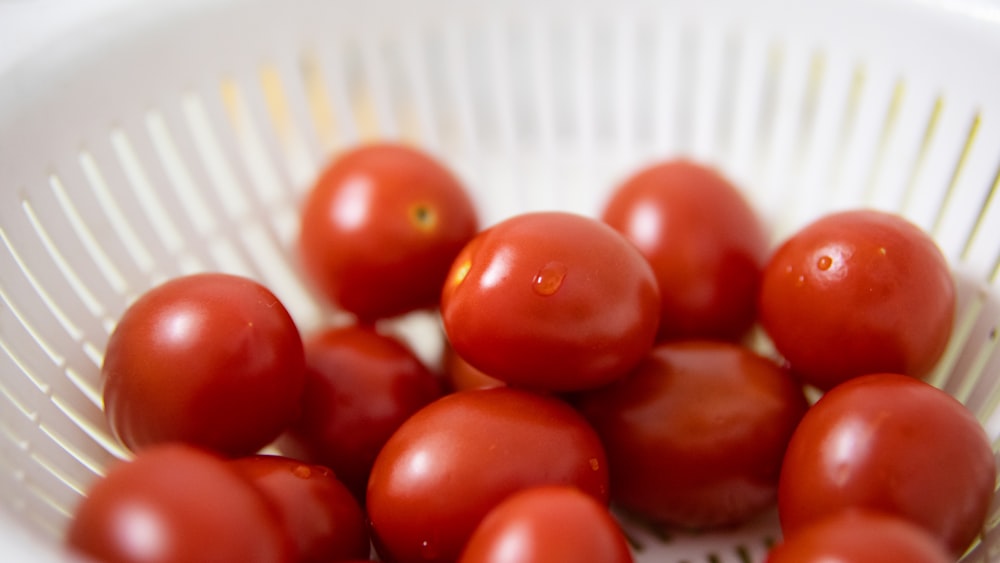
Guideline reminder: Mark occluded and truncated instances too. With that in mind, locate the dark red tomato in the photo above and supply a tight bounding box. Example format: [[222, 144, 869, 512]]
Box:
[[575, 340, 808, 529], [601, 159, 768, 342], [442, 341, 505, 392], [102, 273, 305, 457], [458, 486, 633, 563], [778, 373, 995, 556], [367, 388, 609, 563], [67, 444, 291, 563], [440, 211, 660, 392], [758, 209, 955, 390], [298, 142, 479, 322], [229, 455, 370, 563], [767, 509, 953, 563], [279, 325, 441, 499]]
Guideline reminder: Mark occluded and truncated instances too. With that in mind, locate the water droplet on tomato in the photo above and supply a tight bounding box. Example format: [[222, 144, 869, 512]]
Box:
[[420, 539, 440, 560], [817, 255, 833, 270], [795, 275, 806, 288], [532, 261, 567, 296]]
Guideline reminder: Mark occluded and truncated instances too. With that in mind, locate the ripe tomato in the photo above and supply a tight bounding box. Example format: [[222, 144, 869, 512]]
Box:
[[298, 142, 479, 322], [367, 388, 609, 563], [575, 340, 809, 529], [67, 444, 291, 563], [440, 211, 660, 391], [229, 455, 371, 562], [280, 325, 441, 498], [102, 273, 305, 457], [458, 486, 633, 563], [758, 209, 955, 389], [601, 159, 768, 342], [766, 509, 953, 563], [778, 373, 995, 556]]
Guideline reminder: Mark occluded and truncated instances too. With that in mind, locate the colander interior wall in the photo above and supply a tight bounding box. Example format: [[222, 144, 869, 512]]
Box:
[[1, 0, 1000, 561]]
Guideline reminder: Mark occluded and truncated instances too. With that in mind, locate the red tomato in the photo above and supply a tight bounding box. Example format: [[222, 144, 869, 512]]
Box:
[[458, 486, 633, 563], [778, 373, 995, 556], [601, 159, 768, 342], [229, 455, 370, 562], [766, 509, 953, 563], [367, 388, 609, 563], [280, 325, 441, 499], [66, 444, 291, 563], [102, 273, 305, 457], [299, 143, 479, 322], [440, 211, 660, 391], [575, 340, 808, 529], [758, 209, 955, 390]]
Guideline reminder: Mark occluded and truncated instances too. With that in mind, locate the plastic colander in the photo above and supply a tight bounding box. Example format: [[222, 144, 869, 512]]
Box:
[[2, 0, 1000, 561]]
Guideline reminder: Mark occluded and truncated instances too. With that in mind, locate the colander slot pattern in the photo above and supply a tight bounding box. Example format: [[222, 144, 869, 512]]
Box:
[[108, 129, 187, 268], [935, 113, 1000, 271], [259, 61, 323, 182], [902, 96, 978, 234], [960, 163, 1000, 272]]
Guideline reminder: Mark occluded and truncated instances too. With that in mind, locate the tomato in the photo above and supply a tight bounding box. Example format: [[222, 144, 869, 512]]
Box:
[[601, 159, 768, 342], [299, 142, 479, 322], [280, 325, 441, 499], [229, 455, 371, 562], [458, 486, 633, 563], [440, 211, 660, 391], [575, 340, 808, 529], [66, 444, 291, 563], [767, 509, 953, 563], [102, 273, 305, 457], [367, 388, 609, 563], [442, 341, 505, 392], [758, 209, 955, 390], [778, 373, 995, 556]]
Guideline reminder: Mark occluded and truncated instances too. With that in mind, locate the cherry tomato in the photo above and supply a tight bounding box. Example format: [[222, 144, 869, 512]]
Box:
[[758, 209, 955, 390], [778, 373, 995, 556], [299, 142, 479, 322], [367, 388, 609, 563], [441, 211, 660, 391], [280, 325, 441, 499], [458, 486, 633, 563], [575, 340, 808, 530], [67, 444, 291, 563], [442, 341, 505, 392], [601, 159, 768, 342], [766, 509, 953, 563], [102, 273, 305, 457], [229, 455, 371, 562]]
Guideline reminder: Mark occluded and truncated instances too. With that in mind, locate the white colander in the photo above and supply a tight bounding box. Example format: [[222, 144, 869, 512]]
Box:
[[2, 0, 1000, 561]]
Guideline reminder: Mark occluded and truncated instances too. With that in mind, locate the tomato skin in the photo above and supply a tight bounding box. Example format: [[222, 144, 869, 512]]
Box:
[[767, 509, 953, 563], [778, 373, 995, 556], [441, 211, 660, 392], [67, 444, 292, 563], [458, 486, 633, 563], [758, 209, 955, 389], [280, 325, 442, 499], [367, 388, 610, 563], [299, 143, 479, 322], [229, 455, 371, 563], [575, 340, 808, 529], [102, 273, 306, 457], [601, 159, 768, 342]]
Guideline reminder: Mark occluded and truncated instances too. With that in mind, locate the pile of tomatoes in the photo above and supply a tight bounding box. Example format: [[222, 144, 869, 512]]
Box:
[[68, 143, 996, 563]]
